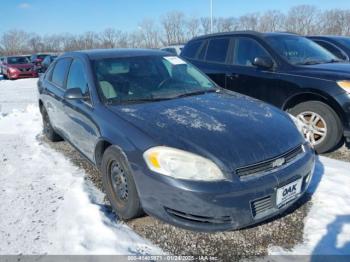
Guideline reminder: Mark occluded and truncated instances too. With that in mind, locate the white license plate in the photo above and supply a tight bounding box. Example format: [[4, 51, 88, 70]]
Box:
[[276, 179, 302, 207]]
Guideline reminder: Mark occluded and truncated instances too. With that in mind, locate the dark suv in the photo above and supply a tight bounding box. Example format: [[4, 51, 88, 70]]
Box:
[[181, 31, 350, 153]]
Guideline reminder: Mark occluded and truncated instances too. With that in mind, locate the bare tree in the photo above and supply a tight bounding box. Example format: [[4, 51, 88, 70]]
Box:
[[318, 9, 350, 35], [258, 10, 285, 32], [238, 13, 260, 31], [216, 17, 239, 32], [27, 34, 44, 53], [0, 30, 29, 55], [200, 17, 211, 35], [285, 5, 319, 34], [138, 19, 161, 48], [162, 11, 186, 45], [186, 17, 201, 39]]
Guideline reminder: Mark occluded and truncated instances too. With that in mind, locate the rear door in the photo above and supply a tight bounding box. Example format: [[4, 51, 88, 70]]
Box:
[[63, 58, 99, 160], [185, 37, 233, 88], [226, 36, 280, 104], [43, 57, 72, 136]]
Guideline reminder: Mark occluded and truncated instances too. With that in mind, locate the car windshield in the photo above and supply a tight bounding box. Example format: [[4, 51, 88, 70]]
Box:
[[93, 55, 216, 103], [8, 57, 29, 64], [265, 35, 338, 65]]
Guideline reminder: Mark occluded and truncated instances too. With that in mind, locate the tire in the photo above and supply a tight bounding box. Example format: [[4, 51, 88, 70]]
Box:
[[101, 146, 143, 220], [41, 106, 62, 142], [289, 101, 343, 153]]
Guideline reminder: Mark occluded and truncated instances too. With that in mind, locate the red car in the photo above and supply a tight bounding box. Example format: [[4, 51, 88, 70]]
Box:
[[2, 56, 38, 80]]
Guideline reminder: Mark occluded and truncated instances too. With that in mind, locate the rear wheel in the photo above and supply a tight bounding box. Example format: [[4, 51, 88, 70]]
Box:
[[101, 146, 143, 220], [41, 106, 62, 142], [289, 101, 343, 153]]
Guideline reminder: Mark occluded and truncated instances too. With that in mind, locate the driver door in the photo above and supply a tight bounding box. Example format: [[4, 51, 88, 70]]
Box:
[[225, 37, 280, 105]]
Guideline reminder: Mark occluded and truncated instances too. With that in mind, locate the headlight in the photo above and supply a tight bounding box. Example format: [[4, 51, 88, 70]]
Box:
[[337, 80, 350, 93], [8, 67, 18, 73], [143, 146, 226, 181]]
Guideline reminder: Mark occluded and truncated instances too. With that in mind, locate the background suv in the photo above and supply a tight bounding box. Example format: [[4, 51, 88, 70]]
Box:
[[181, 31, 350, 153], [308, 36, 350, 61], [30, 53, 50, 73]]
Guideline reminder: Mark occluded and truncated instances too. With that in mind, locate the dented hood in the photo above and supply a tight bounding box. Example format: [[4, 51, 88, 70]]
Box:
[[108, 91, 304, 171]]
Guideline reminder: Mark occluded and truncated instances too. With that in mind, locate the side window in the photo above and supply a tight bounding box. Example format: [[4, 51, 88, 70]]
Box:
[[314, 40, 347, 60], [66, 59, 88, 94], [205, 38, 230, 63], [181, 40, 203, 59], [197, 41, 208, 60], [51, 58, 72, 87], [233, 37, 271, 66]]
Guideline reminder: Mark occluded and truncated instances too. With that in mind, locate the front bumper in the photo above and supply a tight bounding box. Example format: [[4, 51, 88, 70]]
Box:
[[133, 146, 315, 232], [333, 92, 350, 141], [8, 71, 38, 79]]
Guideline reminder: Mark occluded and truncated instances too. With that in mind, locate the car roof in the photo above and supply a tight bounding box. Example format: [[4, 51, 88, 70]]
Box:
[[189, 31, 300, 42], [65, 48, 171, 60], [308, 35, 350, 40]]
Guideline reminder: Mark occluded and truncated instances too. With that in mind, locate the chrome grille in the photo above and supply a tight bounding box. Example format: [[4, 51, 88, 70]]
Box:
[[236, 144, 304, 177]]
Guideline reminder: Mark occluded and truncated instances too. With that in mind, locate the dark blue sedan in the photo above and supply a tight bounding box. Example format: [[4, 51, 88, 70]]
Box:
[[38, 49, 315, 231]]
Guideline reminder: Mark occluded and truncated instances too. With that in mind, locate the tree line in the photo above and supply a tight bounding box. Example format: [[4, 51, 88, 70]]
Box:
[[1, 5, 350, 56]]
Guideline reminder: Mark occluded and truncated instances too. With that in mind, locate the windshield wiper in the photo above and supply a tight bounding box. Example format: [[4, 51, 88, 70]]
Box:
[[171, 89, 219, 99], [106, 97, 171, 105], [324, 59, 343, 63]]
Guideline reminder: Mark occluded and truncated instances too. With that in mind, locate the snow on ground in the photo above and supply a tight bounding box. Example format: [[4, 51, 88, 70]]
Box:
[[0, 78, 162, 255], [269, 156, 350, 256], [0, 78, 349, 256]]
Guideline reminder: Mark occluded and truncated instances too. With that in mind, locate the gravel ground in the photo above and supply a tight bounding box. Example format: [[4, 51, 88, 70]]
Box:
[[43, 137, 349, 261]]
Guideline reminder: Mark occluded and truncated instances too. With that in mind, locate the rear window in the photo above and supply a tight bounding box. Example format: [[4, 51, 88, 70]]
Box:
[[205, 38, 230, 63], [51, 58, 72, 87], [181, 40, 203, 59]]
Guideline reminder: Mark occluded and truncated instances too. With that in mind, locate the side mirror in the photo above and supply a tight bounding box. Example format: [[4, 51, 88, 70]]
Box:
[[252, 57, 274, 69], [64, 88, 86, 100]]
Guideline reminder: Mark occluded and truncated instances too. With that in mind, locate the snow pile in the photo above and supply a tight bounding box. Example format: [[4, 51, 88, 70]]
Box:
[[269, 157, 350, 255], [0, 80, 162, 255]]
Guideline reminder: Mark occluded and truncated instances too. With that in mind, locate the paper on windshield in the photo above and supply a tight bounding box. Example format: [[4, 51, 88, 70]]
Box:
[[164, 56, 187, 65]]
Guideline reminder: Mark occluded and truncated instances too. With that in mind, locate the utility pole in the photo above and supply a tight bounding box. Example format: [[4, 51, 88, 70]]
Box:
[[210, 0, 213, 33]]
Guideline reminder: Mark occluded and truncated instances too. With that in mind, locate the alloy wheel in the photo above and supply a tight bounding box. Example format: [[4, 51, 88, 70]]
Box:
[[297, 111, 327, 146]]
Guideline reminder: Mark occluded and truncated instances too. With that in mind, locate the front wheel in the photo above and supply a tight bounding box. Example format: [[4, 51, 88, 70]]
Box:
[[289, 101, 343, 153], [101, 146, 143, 220]]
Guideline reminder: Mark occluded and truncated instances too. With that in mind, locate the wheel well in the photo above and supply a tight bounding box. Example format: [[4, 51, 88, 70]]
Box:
[[94, 140, 112, 170], [283, 92, 345, 123], [39, 100, 44, 113]]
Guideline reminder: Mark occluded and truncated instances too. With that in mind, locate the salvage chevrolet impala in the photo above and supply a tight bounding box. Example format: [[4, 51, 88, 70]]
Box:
[[38, 49, 315, 231]]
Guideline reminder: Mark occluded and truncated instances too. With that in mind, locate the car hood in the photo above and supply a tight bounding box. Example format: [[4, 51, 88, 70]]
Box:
[[108, 91, 304, 171], [294, 62, 350, 80]]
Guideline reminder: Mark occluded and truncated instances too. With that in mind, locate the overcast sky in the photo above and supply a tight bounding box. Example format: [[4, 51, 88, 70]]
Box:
[[1, 0, 350, 34]]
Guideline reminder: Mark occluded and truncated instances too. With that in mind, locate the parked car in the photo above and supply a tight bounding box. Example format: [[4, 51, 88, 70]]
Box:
[[0, 56, 4, 75], [2, 56, 38, 80], [308, 35, 350, 61], [41, 55, 58, 73], [160, 45, 184, 55], [38, 49, 315, 231], [181, 31, 350, 153], [30, 53, 50, 73]]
